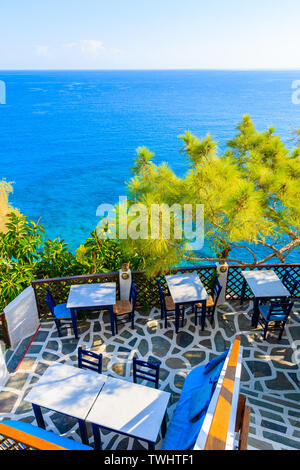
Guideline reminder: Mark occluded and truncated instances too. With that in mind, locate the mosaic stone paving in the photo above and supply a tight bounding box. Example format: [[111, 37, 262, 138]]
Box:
[[1, 300, 299, 451]]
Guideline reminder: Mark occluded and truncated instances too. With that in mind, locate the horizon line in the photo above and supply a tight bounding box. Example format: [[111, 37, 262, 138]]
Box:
[[0, 67, 300, 72]]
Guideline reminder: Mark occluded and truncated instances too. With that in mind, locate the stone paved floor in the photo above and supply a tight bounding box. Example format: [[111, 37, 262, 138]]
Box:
[[1, 300, 299, 450]]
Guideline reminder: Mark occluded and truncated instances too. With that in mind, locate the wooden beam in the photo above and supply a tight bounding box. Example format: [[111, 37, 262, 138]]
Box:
[[204, 336, 241, 450], [235, 394, 247, 432], [238, 405, 251, 451], [0, 423, 67, 450]]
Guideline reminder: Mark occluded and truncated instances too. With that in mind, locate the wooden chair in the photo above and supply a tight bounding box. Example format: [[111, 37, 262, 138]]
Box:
[[113, 281, 137, 334], [157, 280, 185, 328], [194, 277, 222, 326], [132, 357, 160, 389], [258, 299, 294, 341], [78, 347, 103, 374], [282, 271, 299, 298], [45, 288, 73, 337]]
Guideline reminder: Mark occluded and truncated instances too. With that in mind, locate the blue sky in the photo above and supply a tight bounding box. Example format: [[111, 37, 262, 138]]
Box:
[[0, 0, 299, 70]]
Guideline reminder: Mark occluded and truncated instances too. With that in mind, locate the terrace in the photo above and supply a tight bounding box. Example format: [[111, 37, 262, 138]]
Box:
[[0, 264, 300, 451]]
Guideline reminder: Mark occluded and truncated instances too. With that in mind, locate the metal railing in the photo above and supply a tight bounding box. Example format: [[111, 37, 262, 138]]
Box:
[[31, 263, 300, 319]]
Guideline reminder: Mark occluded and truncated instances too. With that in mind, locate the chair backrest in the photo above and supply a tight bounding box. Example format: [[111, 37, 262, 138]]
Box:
[[45, 288, 56, 315], [156, 280, 166, 311], [212, 278, 222, 303], [130, 280, 137, 311], [78, 347, 103, 374], [133, 357, 160, 389], [267, 300, 294, 321], [282, 271, 299, 297]]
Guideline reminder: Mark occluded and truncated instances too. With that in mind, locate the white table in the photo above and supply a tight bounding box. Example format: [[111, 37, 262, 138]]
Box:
[[26, 363, 107, 444], [241, 270, 291, 326], [165, 273, 209, 331], [67, 283, 116, 336], [86, 376, 170, 450]]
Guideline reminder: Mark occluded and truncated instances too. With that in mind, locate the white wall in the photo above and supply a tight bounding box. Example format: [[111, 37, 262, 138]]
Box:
[[0, 341, 8, 386], [4, 286, 40, 350]]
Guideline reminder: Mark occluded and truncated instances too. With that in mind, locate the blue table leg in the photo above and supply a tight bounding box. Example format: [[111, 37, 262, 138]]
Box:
[[32, 404, 46, 429], [201, 301, 207, 331], [175, 304, 180, 333], [78, 419, 89, 445], [161, 412, 167, 438], [92, 424, 102, 450], [241, 279, 246, 305], [71, 308, 79, 339], [252, 297, 259, 327], [108, 305, 115, 336]]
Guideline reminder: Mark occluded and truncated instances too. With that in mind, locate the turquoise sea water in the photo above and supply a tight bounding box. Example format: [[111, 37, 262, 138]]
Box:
[[0, 70, 299, 262]]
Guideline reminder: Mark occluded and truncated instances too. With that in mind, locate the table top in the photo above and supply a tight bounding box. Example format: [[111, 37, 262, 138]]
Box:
[[86, 376, 171, 443], [67, 282, 116, 309], [241, 270, 291, 298], [165, 273, 209, 304], [25, 363, 107, 420]]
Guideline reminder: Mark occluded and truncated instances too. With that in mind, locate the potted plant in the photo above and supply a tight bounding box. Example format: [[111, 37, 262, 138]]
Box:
[[216, 240, 232, 265]]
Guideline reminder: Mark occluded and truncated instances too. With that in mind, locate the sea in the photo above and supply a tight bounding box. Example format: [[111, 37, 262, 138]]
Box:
[[0, 70, 299, 263]]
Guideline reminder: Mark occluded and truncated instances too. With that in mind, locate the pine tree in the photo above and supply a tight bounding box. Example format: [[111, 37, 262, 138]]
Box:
[[120, 116, 300, 276]]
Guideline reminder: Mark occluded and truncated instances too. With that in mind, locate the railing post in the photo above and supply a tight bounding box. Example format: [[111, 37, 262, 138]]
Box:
[[216, 262, 229, 305], [119, 263, 132, 300]]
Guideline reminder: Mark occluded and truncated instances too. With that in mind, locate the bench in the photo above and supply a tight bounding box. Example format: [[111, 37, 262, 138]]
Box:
[[162, 336, 249, 450], [0, 420, 93, 450]]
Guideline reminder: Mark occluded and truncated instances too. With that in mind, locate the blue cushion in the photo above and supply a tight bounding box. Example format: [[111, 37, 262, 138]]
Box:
[[1, 420, 92, 450], [189, 386, 210, 421], [259, 304, 287, 322], [204, 349, 229, 374], [161, 358, 226, 450], [189, 375, 219, 423], [53, 303, 71, 319], [182, 417, 206, 450]]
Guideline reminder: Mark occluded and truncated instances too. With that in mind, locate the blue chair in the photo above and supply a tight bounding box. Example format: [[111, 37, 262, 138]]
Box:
[[45, 288, 73, 337], [282, 271, 299, 298], [78, 347, 103, 374], [113, 280, 137, 334], [133, 357, 160, 389], [157, 280, 185, 328], [258, 300, 294, 341], [194, 277, 222, 326]]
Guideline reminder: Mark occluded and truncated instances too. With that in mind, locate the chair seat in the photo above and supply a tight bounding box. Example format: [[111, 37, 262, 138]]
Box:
[[259, 304, 287, 322], [196, 295, 214, 308], [53, 303, 71, 319], [165, 296, 175, 311], [165, 296, 184, 311], [113, 300, 132, 315]]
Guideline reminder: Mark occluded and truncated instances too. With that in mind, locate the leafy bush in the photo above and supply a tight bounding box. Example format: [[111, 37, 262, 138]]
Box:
[[0, 212, 144, 312], [76, 229, 143, 274]]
